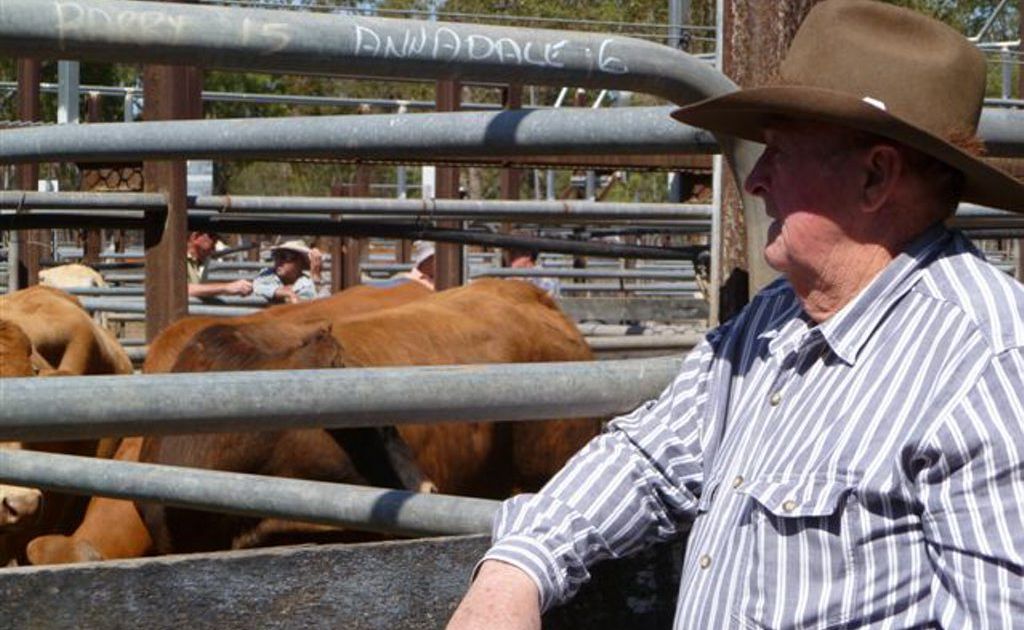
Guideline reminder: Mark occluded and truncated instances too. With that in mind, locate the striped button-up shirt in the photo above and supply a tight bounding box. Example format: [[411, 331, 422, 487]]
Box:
[[485, 225, 1024, 628]]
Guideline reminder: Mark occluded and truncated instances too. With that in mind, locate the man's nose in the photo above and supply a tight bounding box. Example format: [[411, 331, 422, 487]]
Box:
[[744, 154, 770, 197]]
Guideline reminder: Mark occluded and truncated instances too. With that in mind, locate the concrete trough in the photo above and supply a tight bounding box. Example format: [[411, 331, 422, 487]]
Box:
[[0, 534, 687, 629]]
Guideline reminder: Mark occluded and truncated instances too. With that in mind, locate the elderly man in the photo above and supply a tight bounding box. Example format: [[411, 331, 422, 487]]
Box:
[[449, 2, 1024, 628], [185, 230, 253, 299], [252, 240, 325, 303]]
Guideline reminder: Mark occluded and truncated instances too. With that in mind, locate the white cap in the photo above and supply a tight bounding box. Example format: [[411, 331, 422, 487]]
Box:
[[411, 240, 435, 268]]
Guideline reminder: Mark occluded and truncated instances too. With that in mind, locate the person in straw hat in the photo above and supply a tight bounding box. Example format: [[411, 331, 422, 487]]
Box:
[[449, 2, 1024, 628], [252, 239, 325, 303]]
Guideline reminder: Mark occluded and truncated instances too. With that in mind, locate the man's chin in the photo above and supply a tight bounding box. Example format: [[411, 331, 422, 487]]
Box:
[[763, 244, 788, 274]]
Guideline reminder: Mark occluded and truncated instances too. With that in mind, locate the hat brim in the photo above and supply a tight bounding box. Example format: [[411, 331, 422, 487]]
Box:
[[271, 245, 312, 260], [671, 86, 1024, 214]]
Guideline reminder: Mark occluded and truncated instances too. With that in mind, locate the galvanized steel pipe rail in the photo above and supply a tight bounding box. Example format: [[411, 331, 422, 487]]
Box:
[[0, 107, 718, 167], [2, 106, 1021, 166], [473, 268, 696, 280], [0, 0, 734, 105], [0, 213, 704, 260], [0, 191, 714, 223], [0, 449, 498, 536], [0, 358, 681, 441], [79, 297, 262, 316]]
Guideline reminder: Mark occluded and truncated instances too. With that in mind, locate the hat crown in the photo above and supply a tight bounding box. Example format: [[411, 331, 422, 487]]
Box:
[[411, 240, 435, 267], [272, 240, 312, 259], [780, 0, 986, 140]]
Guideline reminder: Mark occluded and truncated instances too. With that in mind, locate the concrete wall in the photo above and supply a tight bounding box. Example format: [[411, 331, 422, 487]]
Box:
[[0, 535, 686, 629]]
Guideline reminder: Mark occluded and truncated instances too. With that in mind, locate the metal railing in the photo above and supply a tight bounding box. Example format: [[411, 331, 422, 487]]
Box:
[[0, 358, 680, 535], [0, 358, 680, 441], [0, 449, 499, 536]]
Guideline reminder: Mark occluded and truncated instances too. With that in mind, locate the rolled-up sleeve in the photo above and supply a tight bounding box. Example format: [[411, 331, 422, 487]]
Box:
[[483, 331, 723, 611]]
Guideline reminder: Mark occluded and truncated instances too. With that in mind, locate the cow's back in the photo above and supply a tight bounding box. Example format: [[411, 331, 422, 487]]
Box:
[[39, 263, 106, 289], [144, 282, 432, 374], [0, 286, 132, 375], [334, 279, 598, 496], [336, 279, 591, 367]]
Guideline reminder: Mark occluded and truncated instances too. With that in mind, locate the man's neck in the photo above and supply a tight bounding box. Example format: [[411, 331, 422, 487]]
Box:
[[791, 243, 895, 323]]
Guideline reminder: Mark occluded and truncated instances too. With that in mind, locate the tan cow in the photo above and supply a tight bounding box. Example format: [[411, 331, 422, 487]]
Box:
[[0, 286, 132, 564], [0, 286, 132, 376], [39, 263, 106, 289], [0, 320, 44, 532]]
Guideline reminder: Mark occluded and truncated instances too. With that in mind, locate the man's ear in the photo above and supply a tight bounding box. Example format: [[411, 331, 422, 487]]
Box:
[[861, 145, 902, 214]]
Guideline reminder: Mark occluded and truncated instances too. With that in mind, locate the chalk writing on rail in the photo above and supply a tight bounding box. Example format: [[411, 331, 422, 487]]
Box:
[[352, 24, 630, 74]]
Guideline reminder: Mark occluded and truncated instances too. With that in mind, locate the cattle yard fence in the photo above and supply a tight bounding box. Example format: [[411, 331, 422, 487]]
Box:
[[0, 358, 681, 535]]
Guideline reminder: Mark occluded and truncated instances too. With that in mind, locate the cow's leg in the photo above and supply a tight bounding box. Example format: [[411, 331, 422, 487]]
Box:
[[26, 437, 153, 565], [326, 427, 435, 493], [54, 327, 98, 375]]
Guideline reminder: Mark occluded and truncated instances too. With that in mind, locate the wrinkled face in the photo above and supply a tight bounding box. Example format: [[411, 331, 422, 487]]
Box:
[[273, 250, 306, 284], [744, 122, 866, 278]]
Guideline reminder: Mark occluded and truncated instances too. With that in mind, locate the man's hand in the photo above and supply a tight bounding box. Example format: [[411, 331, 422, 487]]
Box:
[[447, 560, 541, 630], [309, 247, 324, 283], [273, 286, 299, 304], [226, 279, 253, 296]]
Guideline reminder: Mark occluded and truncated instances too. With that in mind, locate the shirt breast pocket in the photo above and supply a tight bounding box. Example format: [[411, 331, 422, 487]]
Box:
[[732, 476, 858, 629]]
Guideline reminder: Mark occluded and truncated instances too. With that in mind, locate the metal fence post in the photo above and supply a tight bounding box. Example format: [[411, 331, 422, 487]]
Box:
[[15, 58, 43, 290], [434, 79, 463, 290], [142, 54, 198, 341], [80, 93, 103, 264]]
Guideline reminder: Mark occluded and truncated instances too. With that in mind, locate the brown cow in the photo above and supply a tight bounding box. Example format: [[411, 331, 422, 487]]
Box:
[[31, 280, 598, 559], [27, 282, 431, 564], [331, 279, 599, 496], [139, 320, 431, 554], [140, 279, 597, 553], [144, 281, 431, 373], [0, 288, 133, 564]]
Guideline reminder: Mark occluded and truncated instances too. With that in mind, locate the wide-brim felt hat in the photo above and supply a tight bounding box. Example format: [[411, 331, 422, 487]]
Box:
[[270, 240, 313, 263], [671, 0, 1024, 214]]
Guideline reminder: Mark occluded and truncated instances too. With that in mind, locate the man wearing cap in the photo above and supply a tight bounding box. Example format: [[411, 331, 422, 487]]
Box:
[[185, 230, 253, 299], [252, 240, 325, 304], [449, 2, 1024, 628]]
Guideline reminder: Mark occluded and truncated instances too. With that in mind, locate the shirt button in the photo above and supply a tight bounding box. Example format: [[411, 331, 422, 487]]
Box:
[[732, 475, 744, 489], [699, 554, 712, 569], [769, 392, 782, 406], [782, 500, 798, 512]]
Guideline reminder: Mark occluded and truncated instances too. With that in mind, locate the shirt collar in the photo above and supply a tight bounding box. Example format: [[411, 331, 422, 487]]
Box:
[[815, 223, 951, 366]]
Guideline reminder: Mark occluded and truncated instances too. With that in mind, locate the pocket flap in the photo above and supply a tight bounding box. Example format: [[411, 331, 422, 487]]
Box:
[[740, 476, 853, 518], [696, 477, 723, 513]]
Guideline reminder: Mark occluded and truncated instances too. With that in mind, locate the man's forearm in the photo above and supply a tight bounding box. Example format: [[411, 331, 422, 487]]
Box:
[[447, 560, 541, 630], [187, 282, 235, 298]]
